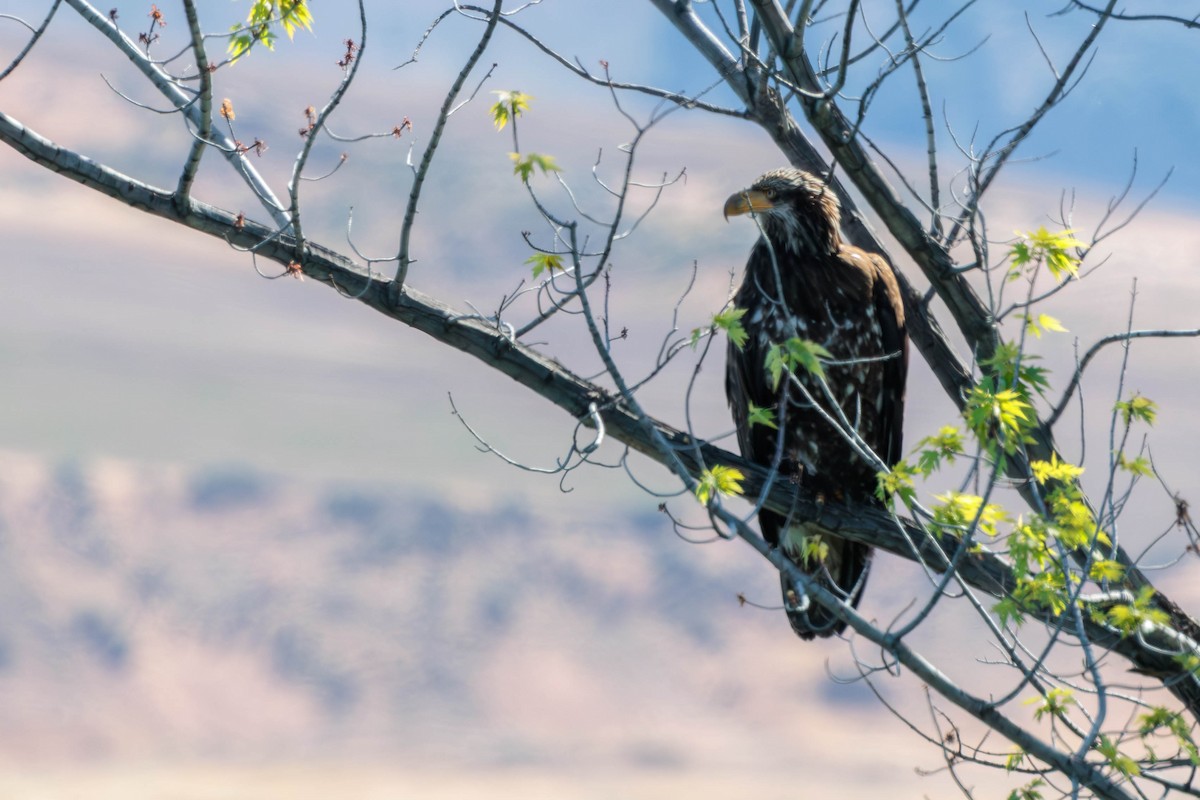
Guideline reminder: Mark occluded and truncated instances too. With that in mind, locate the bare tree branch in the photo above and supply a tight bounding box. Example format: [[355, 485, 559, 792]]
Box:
[[394, 0, 502, 289]]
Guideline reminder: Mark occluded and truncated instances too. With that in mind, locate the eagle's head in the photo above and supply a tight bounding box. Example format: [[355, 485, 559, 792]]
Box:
[[723, 168, 842, 256]]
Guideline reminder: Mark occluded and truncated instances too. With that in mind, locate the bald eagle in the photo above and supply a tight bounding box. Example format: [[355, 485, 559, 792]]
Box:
[[723, 168, 907, 639]]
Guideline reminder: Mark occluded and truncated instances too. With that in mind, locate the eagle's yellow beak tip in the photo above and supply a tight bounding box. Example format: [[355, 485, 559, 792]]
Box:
[[722, 193, 744, 221]]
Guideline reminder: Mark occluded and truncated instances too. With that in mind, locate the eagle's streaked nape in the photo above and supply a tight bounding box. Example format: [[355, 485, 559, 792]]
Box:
[[724, 168, 908, 640]]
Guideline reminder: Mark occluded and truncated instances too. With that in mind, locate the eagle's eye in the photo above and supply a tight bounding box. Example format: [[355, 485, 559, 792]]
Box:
[[764, 187, 777, 200]]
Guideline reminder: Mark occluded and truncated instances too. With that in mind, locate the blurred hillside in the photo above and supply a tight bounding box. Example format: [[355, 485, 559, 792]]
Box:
[[0, 451, 934, 783]]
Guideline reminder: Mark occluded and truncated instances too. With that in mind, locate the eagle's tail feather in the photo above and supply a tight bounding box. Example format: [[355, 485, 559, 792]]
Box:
[[779, 539, 871, 640], [761, 513, 871, 640]]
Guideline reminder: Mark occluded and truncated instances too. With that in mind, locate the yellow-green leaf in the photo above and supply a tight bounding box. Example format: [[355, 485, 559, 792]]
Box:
[[525, 252, 564, 278], [1115, 451, 1153, 477], [491, 90, 532, 131], [1096, 735, 1141, 777], [1007, 778, 1046, 800], [800, 534, 829, 565], [1025, 686, 1075, 721], [1116, 394, 1158, 427], [1038, 313, 1067, 333], [876, 461, 916, 508], [510, 152, 561, 183], [1029, 454, 1084, 486], [745, 403, 777, 430], [1089, 559, 1124, 582], [712, 307, 748, 350], [1009, 227, 1084, 282], [227, 0, 312, 63], [694, 465, 745, 505], [764, 338, 831, 389]]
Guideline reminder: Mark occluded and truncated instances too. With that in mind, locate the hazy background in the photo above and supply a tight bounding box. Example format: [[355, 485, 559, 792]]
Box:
[[1, 1, 1199, 797]]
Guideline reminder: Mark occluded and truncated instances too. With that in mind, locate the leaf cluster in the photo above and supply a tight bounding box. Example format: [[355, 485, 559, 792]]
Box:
[[228, 0, 312, 63], [1006, 778, 1046, 800], [1096, 735, 1140, 778], [1138, 706, 1200, 765], [963, 385, 1033, 460], [1008, 227, 1085, 283], [876, 426, 963, 508], [694, 464, 745, 505], [1116, 393, 1158, 427], [1101, 586, 1170, 637]]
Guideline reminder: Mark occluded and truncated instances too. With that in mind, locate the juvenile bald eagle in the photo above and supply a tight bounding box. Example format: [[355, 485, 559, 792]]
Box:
[[723, 168, 907, 639]]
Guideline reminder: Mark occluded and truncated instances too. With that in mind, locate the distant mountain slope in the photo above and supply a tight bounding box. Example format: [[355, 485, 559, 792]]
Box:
[[0, 451, 900, 773]]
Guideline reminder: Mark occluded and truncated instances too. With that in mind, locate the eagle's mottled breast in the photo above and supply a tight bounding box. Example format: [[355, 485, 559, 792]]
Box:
[[733, 239, 894, 497]]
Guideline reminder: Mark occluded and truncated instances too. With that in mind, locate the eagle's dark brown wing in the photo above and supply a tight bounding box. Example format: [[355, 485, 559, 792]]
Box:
[[865, 249, 908, 471]]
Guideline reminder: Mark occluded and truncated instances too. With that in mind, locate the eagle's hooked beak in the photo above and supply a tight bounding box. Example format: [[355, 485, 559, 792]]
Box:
[[723, 188, 775, 221]]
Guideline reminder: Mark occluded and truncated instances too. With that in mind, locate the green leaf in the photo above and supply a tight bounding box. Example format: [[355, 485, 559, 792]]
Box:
[[510, 152, 561, 183], [694, 465, 745, 505], [1175, 652, 1200, 678], [787, 338, 831, 379], [1025, 687, 1075, 721], [1009, 227, 1085, 282], [764, 344, 786, 391], [525, 252, 564, 279], [1138, 706, 1179, 736], [1029, 454, 1085, 486], [1005, 748, 1024, 773], [802, 535, 828, 564], [1011, 571, 1070, 617], [491, 90, 532, 131], [915, 426, 963, 475], [1139, 708, 1200, 765], [964, 385, 1033, 456], [1007, 779, 1046, 800], [979, 343, 1053, 400], [1010, 241, 1032, 270], [745, 402, 777, 430], [1096, 735, 1141, 777], [1115, 451, 1154, 477], [227, 1, 311, 63], [875, 461, 916, 508], [1089, 559, 1125, 582], [1115, 393, 1158, 427], [764, 338, 832, 390], [712, 307, 748, 350], [1038, 313, 1067, 333], [994, 596, 1026, 628], [931, 491, 1008, 538], [1107, 586, 1170, 636]]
